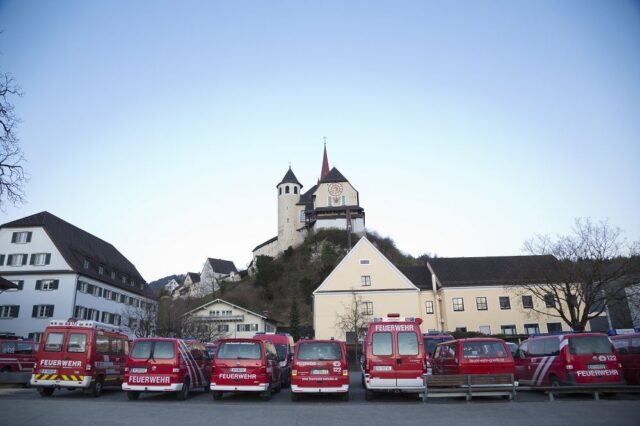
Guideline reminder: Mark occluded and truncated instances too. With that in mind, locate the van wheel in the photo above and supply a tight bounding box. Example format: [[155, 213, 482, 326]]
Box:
[[291, 392, 299, 402], [176, 378, 190, 401], [260, 389, 272, 401], [340, 392, 349, 402], [38, 387, 55, 397], [127, 391, 140, 401], [365, 389, 374, 401], [212, 391, 223, 401], [89, 377, 104, 398], [549, 375, 563, 398]]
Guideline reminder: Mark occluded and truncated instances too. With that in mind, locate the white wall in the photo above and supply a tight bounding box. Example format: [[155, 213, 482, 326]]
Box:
[[314, 217, 365, 233]]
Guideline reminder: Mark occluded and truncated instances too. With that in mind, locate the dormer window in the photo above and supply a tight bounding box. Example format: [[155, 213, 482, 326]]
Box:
[[111, 271, 116, 279], [98, 265, 104, 275], [121, 275, 127, 284], [83, 259, 90, 269]]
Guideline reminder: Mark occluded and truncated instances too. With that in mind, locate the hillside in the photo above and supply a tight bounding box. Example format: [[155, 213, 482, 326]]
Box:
[[201, 230, 428, 327]]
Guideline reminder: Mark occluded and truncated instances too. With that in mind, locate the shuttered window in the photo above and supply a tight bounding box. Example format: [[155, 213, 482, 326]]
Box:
[[0, 305, 20, 318], [35, 280, 59, 291], [11, 232, 32, 244], [32, 305, 54, 318]]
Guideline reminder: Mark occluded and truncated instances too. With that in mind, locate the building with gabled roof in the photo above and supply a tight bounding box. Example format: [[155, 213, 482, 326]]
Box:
[[313, 236, 601, 341], [0, 211, 156, 340], [253, 144, 366, 260]]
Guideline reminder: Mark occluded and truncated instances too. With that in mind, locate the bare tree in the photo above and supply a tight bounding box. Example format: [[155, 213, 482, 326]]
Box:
[[180, 314, 230, 342], [335, 291, 371, 361], [522, 218, 639, 331], [0, 73, 27, 208], [123, 301, 157, 338]]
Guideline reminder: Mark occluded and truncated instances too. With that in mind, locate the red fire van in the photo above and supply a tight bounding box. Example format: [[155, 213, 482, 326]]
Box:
[[123, 338, 211, 400], [254, 333, 294, 387], [610, 333, 640, 385], [432, 338, 515, 376], [515, 333, 623, 386], [30, 318, 129, 397], [0, 339, 37, 372], [290, 339, 349, 401], [361, 314, 426, 400], [210, 338, 281, 400]]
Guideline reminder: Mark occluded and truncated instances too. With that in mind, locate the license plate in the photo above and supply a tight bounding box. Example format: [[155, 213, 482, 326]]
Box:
[[311, 369, 329, 375], [588, 364, 605, 370], [131, 367, 147, 373], [230, 368, 246, 373], [40, 369, 57, 375], [373, 365, 392, 372]]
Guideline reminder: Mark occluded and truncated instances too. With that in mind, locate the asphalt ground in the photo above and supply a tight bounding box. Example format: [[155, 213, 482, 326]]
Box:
[[1, 374, 639, 426]]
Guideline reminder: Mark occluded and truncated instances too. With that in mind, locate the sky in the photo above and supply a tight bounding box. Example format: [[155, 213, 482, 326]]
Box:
[[0, 0, 638, 282]]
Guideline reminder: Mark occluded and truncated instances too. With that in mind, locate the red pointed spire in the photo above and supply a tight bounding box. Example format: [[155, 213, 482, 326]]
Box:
[[320, 139, 330, 181]]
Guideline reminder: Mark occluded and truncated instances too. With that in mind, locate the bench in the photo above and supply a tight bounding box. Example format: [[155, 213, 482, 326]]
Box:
[[422, 374, 516, 402], [521, 385, 640, 401]]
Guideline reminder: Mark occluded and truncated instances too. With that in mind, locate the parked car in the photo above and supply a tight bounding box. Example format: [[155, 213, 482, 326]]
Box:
[[290, 339, 349, 401], [30, 318, 129, 397], [361, 314, 426, 400], [432, 338, 515, 376], [210, 338, 281, 401], [609, 333, 640, 385], [123, 338, 211, 401], [0, 339, 38, 372], [515, 333, 624, 387], [253, 333, 294, 387], [422, 333, 454, 375]]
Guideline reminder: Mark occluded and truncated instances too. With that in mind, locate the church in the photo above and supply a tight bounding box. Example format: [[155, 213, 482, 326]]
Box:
[[252, 145, 366, 259]]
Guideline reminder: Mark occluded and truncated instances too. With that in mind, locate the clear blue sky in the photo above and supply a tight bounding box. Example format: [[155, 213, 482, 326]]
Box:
[[1, 0, 639, 281]]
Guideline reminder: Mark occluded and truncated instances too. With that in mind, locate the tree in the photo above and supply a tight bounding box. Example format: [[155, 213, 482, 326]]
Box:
[[0, 72, 27, 208], [334, 291, 371, 361], [289, 296, 300, 341], [522, 218, 639, 331], [123, 300, 157, 338]]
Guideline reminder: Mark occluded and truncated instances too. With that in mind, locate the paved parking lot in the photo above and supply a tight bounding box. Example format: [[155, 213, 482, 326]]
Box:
[[1, 375, 639, 425]]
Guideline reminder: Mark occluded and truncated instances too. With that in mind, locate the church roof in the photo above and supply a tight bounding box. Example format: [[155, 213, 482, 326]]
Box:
[[319, 167, 348, 183], [207, 258, 238, 275], [277, 167, 302, 188], [320, 144, 330, 181], [296, 184, 318, 211]]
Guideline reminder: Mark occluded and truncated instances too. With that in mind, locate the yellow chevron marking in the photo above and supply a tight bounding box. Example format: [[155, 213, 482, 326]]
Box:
[[61, 375, 69, 381], [41, 375, 49, 380]]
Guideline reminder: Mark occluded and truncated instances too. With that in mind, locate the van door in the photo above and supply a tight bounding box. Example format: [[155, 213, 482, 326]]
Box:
[[59, 331, 90, 381], [369, 331, 396, 388], [395, 331, 424, 388], [515, 342, 532, 384]]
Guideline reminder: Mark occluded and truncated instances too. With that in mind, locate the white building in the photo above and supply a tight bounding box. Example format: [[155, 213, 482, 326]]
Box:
[[0, 211, 157, 341], [252, 145, 366, 261], [174, 258, 238, 299], [183, 298, 277, 340]]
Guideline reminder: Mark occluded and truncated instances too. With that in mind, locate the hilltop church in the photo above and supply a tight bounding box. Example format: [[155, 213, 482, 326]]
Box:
[[252, 145, 366, 260]]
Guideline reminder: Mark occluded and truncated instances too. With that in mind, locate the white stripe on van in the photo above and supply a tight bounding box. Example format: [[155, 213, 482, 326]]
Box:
[[530, 356, 547, 385], [536, 356, 556, 386]]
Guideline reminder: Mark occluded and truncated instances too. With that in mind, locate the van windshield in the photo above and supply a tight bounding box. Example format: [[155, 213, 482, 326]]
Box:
[[217, 342, 261, 360], [568, 336, 613, 355], [463, 341, 508, 358], [297, 342, 342, 361], [131, 340, 175, 359]]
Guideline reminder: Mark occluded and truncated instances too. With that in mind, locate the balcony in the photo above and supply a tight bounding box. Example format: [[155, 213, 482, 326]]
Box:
[[193, 314, 244, 322]]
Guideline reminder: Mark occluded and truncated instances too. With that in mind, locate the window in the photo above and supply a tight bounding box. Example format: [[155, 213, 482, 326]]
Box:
[[217, 342, 261, 359], [501, 325, 517, 336], [110, 271, 116, 279], [36, 280, 59, 291], [456, 327, 467, 333], [499, 296, 511, 310], [98, 265, 104, 275], [293, 186, 298, 195], [463, 341, 508, 358], [7, 254, 28, 266], [217, 324, 229, 332], [83, 259, 90, 269], [372, 332, 392, 356], [8, 280, 23, 291], [547, 322, 562, 333], [0, 305, 19, 318], [361, 275, 371, 286], [30, 253, 51, 266], [28, 332, 43, 342], [425, 301, 434, 314], [360, 259, 370, 265], [44, 332, 64, 352], [279, 187, 282, 195], [299, 210, 305, 223], [67, 333, 87, 353], [236, 324, 258, 332], [32, 305, 54, 318], [479, 325, 491, 335], [544, 293, 556, 308], [452, 298, 464, 311], [297, 342, 342, 360], [398, 332, 419, 355], [361, 301, 373, 315], [524, 323, 540, 335], [522, 295, 533, 309], [476, 297, 488, 311], [285, 186, 290, 194], [96, 335, 110, 354], [121, 275, 127, 284], [103, 289, 111, 299], [11, 231, 32, 244]]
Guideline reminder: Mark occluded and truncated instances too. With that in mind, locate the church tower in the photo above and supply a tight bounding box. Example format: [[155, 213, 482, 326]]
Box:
[[276, 167, 303, 251]]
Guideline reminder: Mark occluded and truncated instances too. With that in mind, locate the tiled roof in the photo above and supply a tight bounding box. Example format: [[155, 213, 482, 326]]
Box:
[[1, 211, 148, 296], [207, 258, 238, 275]]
